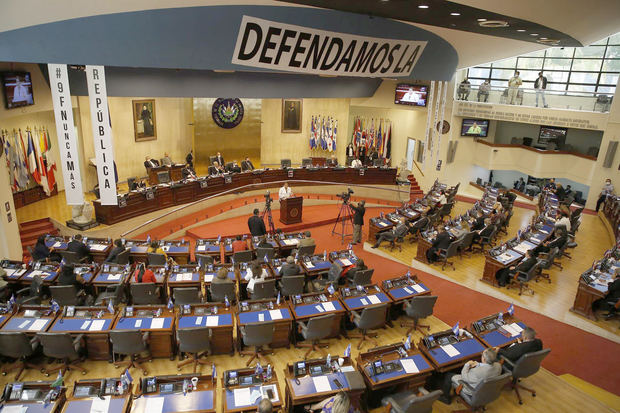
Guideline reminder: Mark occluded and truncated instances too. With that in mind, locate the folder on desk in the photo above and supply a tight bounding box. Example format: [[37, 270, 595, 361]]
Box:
[[322, 302, 336, 312], [150, 318, 165, 329], [144, 396, 164, 413], [89, 320, 106, 331], [368, 295, 381, 304], [269, 309, 283, 320], [206, 316, 218, 326]]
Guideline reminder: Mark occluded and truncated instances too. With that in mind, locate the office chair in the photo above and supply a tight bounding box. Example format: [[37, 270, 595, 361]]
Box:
[[438, 202, 454, 218], [472, 225, 496, 253], [95, 283, 124, 306], [130, 283, 160, 305], [401, 295, 437, 335], [176, 327, 212, 373], [500, 210, 513, 235], [26, 245, 37, 261], [507, 262, 539, 296], [502, 349, 551, 405], [457, 232, 476, 258], [279, 275, 305, 296], [0, 332, 39, 380], [232, 250, 253, 264], [127, 177, 137, 190], [109, 330, 152, 375], [15, 274, 44, 305], [116, 249, 131, 265], [173, 287, 203, 305], [196, 253, 215, 269], [210, 282, 235, 303], [239, 321, 275, 366], [147, 252, 167, 266], [453, 372, 512, 413], [436, 240, 460, 270], [255, 247, 275, 262], [297, 245, 316, 257], [351, 268, 374, 286], [388, 225, 409, 252], [349, 303, 389, 349], [50, 285, 88, 306], [408, 217, 429, 242], [59, 250, 89, 265], [38, 332, 87, 377], [251, 279, 276, 300], [296, 314, 335, 359], [535, 248, 558, 283], [382, 389, 442, 413]]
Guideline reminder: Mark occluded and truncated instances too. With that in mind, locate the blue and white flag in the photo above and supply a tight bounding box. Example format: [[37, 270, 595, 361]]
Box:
[[167, 298, 174, 310], [276, 291, 281, 305], [263, 254, 268, 263], [327, 284, 335, 295], [326, 353, 331, 366], [96, 310, 104, 319], [255, 362, 263, 375], [50, 299, 60, 313], [344, 343, 351, 357], [225, 295, 230, 307], [404, 334, 411, 350], [212, 363, 217, 381], [507, 303, 515, 316], [266, 364, 272, 379], [51, 370, 63, 389], [146, 234, 151, 243], [107, 300, 115, 314], [183, 378, 188, 396], [452, 321, 460, 336], [217, 235, 221, 243]]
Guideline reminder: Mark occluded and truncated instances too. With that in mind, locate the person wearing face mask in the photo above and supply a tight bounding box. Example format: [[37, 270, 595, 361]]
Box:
[[596, 178, 614, 212]]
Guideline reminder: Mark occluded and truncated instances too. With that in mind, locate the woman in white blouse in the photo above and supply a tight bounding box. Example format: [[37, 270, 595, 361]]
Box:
[[245, 262, 268, 294]]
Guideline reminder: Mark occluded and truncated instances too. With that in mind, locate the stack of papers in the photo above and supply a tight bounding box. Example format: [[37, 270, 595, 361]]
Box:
[[441, 344, 461, 358], [269, 309, 283, 320], [89, 320, 106, 331], [27, 319, 47, 331], [513, 244, 529, 254], [144, 397, 164, 413], [233, 387, 251, 406], [27, 270, 45, 278], [90, 395, 111, 413], [501, 323, 524, 337], [340, 258, 352, 266], [360, 298, 369, 306], [315, 305, 325, 313], [411, 284, 425, 293], [90, 244, 108, 251], [150, 318, 165, 329], [107, 274, 122, 281], [5, 268, 25, 277], [367, 295, 381, 304], [400, 358, 419, 374], [206, 316, 219, 326], [322, 302, 336, 312], [313, 376, 332, 392]]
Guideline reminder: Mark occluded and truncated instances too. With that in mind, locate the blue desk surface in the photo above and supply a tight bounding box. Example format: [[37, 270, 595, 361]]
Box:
[[169, 272, 201, 283], [64, 396, 127, 413], [0, 401, 56, 412], [529, 232, 546, 244], [4, 268, 28, 279], [366, 354, 431, 383], [1, 317, 52, 332], [178, 314, 233, 328], [49, 318, 113, 332], [132, 246, 188, 254], [481, 322, 526, 347], [427, 338, 486, 366], [203, 271, 236, 282], [289, 372, 349, 396], [373, 218, 393, 228], [94, 272, 127, 283], [238, 308, 292, 324], [23, 270, 58, 282], [294, 300, 344, 317], [131, 390, 214, 413], [196, 244, 220, 253], [303, 260, 332, 271], [225, 385, 278, 409], [46, 239, 68, 249], [115, 317, 173, 330], [129, 246, 149, 253], [343, 293, 391, 310], [388, 283, 429, 300], [495, 250, 523, 266], [80, 272, 96, 283], [334, 257, 358, 267]]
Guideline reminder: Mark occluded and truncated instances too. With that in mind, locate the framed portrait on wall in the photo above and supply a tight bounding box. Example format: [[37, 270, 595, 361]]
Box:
[[132, 99, 157, 142], [281, 99, 302, 133]]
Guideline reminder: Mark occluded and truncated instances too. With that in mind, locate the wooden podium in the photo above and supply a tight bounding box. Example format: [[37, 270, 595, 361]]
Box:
[[280, 196, 303, 224]]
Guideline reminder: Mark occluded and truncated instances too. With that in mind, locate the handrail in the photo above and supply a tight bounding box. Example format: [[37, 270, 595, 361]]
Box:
[[412, 160, 425, 177], [474, 139, 597, 161], [120, 179, 410, 237]]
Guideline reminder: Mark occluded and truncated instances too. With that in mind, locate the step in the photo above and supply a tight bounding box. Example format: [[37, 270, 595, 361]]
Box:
[[19, 218, 55, 231], [20, 229, 59, 246]]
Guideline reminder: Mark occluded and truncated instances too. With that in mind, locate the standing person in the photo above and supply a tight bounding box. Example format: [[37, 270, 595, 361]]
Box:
[[508, 71, 522, 105], [141, 104, 154, 136], [241, 156, 255, 171], [478, 79, 491, 102], [596, 178, 615, 212], [346, 143, 355, 158], [215, 152, 225, 166], [351, 200, 366, 244], [248, 209, 267, 237], [279, 182, 293, 200], [534, 72, 548, 108], [458, 78, 471, 100], [185, 149, 193, 170]]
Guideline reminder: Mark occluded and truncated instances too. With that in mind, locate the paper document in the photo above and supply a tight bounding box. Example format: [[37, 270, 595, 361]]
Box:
[[196, 245, 206, 252], [80, 320, 92, 330], [179, 272, 193, 281], [18, 320, 30, 329], [313, 376, 332, 393], [204, 274, 214, 282], [135, 319, 142, 328], [233, 387, 252, 406], [90, 244, 107, 251], [367, 295, 381, 304], [28, 319, 47, 331], [150, 318, 165, 329], [5, 268, 25, 277], [161, 246, 170, 252], [249, 389, 262, 404], [258, 313, 265, 322], [411, 284, 425, 293], [441, 344, 461, 358], [400, 358, 420, 374], [340, 365, 355, 372], [27, 270, 44, 278], [90, 395, 111, 413], [378, 222, 388, 227], [144, 396, 165, 413], [322, 302, 336, 312], [305, 262, 315, 268], [283, 239, 297, 246], [403, 287, 413, 294], [1, 405, 28, 413], [340, 258, 352, 266], [89, 320, 106, 331], [360, 298, 369, 306], [53, 241, 62, 248], [107, 274, 121, 281], [315, 305, 325, 313], [261, 384, 279, 402], [269, 309, 283, 320], [206, 316, 219, 327], [195, 316, 203, 325], [511, 323, 524, 333]]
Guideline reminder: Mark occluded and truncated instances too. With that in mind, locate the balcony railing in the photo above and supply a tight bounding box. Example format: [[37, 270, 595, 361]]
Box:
[[455, 85, 613, 113]]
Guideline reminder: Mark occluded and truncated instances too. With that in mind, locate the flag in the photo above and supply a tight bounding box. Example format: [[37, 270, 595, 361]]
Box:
[[35, 128, 50, 195], [146, 235, 151, 243], [507, 303, 514, 316], [107, 300, 115, 314], [344, 343, 351, 357], [26, 129, 41, 184], [452, 321, 460, 336], [255, 362, 263, 375], [326, 353, 331, 366], [276, 291, 281, 305], [8, 294, 15, 309], [327, 284, 335, 295], [266, 364, 272, 379], [323, 250, 327, 261], [263, 254, 268, 263], [384, 122, 391, 161], [333, 119, 337, 151], [310, 116, 316, 149], [167, 297, 174, 309], [217, 235, 221, 243], [225, 295, 230, 307], [404, 334, 411, 350], [212, 363, 216, 381], [183, 378, 188, 396], [51, 370, 63, 388], [377, 119, 382, 156], [50, 299, 60, 313]]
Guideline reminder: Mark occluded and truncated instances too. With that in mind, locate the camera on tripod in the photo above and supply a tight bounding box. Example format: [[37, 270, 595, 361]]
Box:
[[264, 191, 273, 208], [337, 188, 354, 203]]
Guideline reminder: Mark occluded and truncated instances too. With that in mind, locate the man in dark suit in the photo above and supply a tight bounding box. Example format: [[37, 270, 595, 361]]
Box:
[[182, 164, 196, 179], [144, 156, 159, 169], [533, 228, 567, 257], [496, 327, 543, 363], [426, 229, 454, 263], [372, 218, 408, 249], [215, 152, 225, 166], [67, 234, 91, 262], [241, 156, 255, 171], [496, 249, 537, 287], [471, 211, 485, 231], [350, 200, 366, 244], [227, 161, 241, 173], [592, 274, 620, 314], [105, 239, 125, 263], [209, 161, 225, 176], [280, 256, 302, 277], [248, 209, 267, 237]]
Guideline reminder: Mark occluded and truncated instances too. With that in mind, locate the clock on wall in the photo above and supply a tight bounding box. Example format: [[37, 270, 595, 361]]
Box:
[[212, 98, 244, 129], [436, 120, 450, 134]]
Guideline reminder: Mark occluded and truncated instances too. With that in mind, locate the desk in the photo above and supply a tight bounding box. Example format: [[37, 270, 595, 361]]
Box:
[[93, 264, 131, 296], [481, 250, 522, 287], [415, 238, 432, 264], [177, 303, 234, 355], [290, 293, 345, 339], [381, 275, 430, 304], [340, 285, 392, 312], [356, 343, 433, 392], [300, 254, 332, 277], [570, 272, 612, 320], [470, 313, 526, 349], [1, 260, 27, 285], [196, 239, 226, 264], [132, 374, 216, 413], [63, 378, 131, 413], [367, 217, 394, 243], [328, 250, 358, 269], [49, 306, 117, 360], [147, 164, 185, 185], [276, 233, 302, 256], [127, 240, 191, 265], [419, 332, 486, 373], [45, 236, 112, 263], [168, 265, 202, 297], [19, 263, 61, 285], [236, 299, 293, 349], [223, 369, 282, 413], [1, 381, 66, 413], [113, 305, 175, 358], [1, 306, 55, 334]]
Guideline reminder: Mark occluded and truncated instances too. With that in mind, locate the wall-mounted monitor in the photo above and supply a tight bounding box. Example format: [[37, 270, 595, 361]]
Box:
[[460, 119, 489, 137], [1, 72, 34, 109], [394, 84, 427, 107], [538, 125, 567, 144]]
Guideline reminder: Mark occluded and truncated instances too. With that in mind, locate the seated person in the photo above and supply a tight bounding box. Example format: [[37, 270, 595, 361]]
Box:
[[544, 178, 557, 191], [345, 259, 367, 282], [554, 211, 571, 231], [130, 179, 147, 190], [257, 235, 274, 251], [299, 231, 315, 248], [495, 249, 537, 287], [437, 190, 447, 205], [215, 152, 225, 166], [144, 156, 159, 169], [440, 348, 501, 404], [471, 211, 485, 231], [67, 234, 91, 262], [32, 235, 59, 262], [227, 161, 242, 173], [495, 327, 543, 364], [147, 240, 168, 260], [161, 152, 173, 166], [473, 222, 494, 243], [245, 263, 268, 295], [209, 161, 225, 176], [257, 398, 273, 413], [372, 218, 408, 249], [532, 227, 567, 257], [592, 273, 620, 315], [105, 239, 126, 263], [514, 177, 525, 192], [426, 229, 454, 263], [241, 156, 255, 171], [555, 183, 566, 201], [280, 256, 302, 277], [57, 264, 93, 305], [231, 235, 248, 253], [182, 164, 196, 179], [212, 267, 233, 285], [133, 262, 157, 283], [308, 391, 354, 413], [351, 157, 363, 168], [327, 155, 338, 167]]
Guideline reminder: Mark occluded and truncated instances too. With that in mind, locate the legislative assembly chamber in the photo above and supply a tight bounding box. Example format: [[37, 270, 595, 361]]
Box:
[[0, 1, 619, 412]]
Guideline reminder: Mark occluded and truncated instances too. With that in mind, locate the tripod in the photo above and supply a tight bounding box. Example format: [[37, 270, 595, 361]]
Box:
[[332, 200, 354, 244], [261, 200, 276, 235]]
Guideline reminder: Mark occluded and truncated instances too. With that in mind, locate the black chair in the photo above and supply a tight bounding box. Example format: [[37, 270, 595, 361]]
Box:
[[472, 226, 496, 253], [255, 247, 275, 262], [59, 250, 89, 265], [196, 253, 214, 269], [500, 211, 513, 235], [280, 159, 292, 169], [0, 332, 39, 380], [130, 283, 160, 305], [535, 247, 558, 283], [457, 232, 476, 258], [382, 389, 442, 413], [109, 330, 151, 375], [296, 314, 335, 359], [15, 274, 44, 305], [388, 226, 410, 252], [297, 245, 316, 257], [502, 349, 551, 405], [507, 262, 539, 296], [50, 285, 88, 306], [279, 275, 305, 297], [38, 332, 87, 377], [27, 245, 37, 261], [351, 269, 374, 286], [232, 250, 253, 264], [454, 372, 512, 412], [439, 202, 454, 218], [251, 279, 276, 299], [239, 322, 275, 366], [436, 240, 460, 270], [147, 252, 167, 266], [210, 282, 235, 303], [173, 287, 203, 305], [127, 177, 137, 190], [401, 295, 437, 335], [116, 249, 130, 265], [95, 283, 124, 306], [349, 304, 389, 349], [176, 327, 212, 373], [408, 217, 429, 242]]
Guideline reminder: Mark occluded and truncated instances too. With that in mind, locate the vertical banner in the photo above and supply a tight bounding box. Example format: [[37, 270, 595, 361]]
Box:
[[422, 81, 435, 168], [47, 64, 84, 205], [429, 81, 442, 169], [85, 65, 117, 205], [435, 81, 448, 167]]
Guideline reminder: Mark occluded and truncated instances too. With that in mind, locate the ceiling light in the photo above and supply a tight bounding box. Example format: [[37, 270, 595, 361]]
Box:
[[479, 20, 509, 28], [477, 18, 487, 22], [517, 29, 526, 32], [418, 5, 429, 8], [540, 37, 548, 40], [450, 12, 461, 16]]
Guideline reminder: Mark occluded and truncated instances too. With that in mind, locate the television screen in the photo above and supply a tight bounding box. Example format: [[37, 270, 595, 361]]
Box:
[[2, 72, 34, 109], [395, 84, 427, 107], [538, 126, 567, 143], [460, 119, 489, 137]]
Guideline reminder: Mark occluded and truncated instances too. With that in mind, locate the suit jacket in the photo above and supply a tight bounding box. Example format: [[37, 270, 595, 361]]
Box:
[[280, 263, 302, 277], [32, 242, 51, 261], [67, 240, 91, 260], [241, 160, 255, 171], [161, 156, 172, 166], [182, 167, 195, 179], [215, 155, 225, 166], [605, 278, 620, 301], [515, 257, 537, 274], [479, 224, 494, 238], [105, 246, 125, 263], [351, 204, 365, 225], [472, 217, 485, 231], [248, 215, 267, 236], [499, 338, 543, 363], [432, 231, 453, 250], [548, 234, 567, 249], [534, 77, 547, 89], [459, 362, 502, 396], [144, 159, 159, 168]]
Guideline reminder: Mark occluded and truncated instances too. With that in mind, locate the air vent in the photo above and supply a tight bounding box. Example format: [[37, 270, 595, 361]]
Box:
[[478, 20, 509, 28]]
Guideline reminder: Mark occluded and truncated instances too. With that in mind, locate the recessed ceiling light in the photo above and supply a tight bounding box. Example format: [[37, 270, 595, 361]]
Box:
[[477, 18, 487, 22], [517, 29, 526, 32], [530, 33, 539, 36], [450, 12, 461, 16], [540, 37, 547, 40], [418, 5, 429, 8], [479, 20, 509, 28]]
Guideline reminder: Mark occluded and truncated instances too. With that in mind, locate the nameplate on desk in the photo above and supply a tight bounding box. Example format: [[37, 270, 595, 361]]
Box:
[[161, 246, 170, 252], [204, 274, 214, 282]]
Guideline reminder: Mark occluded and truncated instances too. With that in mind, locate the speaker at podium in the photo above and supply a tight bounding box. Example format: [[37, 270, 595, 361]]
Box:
[[280, 196, 303, 225]]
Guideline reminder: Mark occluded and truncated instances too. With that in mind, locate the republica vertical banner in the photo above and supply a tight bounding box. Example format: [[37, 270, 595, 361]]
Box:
[[85, 65, 117, 205], [47, 63, 84, 205]]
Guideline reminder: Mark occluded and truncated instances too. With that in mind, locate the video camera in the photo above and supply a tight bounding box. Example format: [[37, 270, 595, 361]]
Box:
[[264, 191, 273, 208], [337, 188, 354, 203]]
